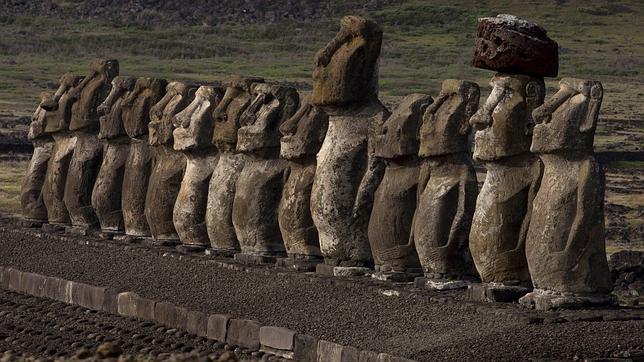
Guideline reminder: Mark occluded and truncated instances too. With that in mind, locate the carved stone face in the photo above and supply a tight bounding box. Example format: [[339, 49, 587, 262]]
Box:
[[531, 78, 602, 154], [173, 85, 224, 152], [149, 81, 196, 146], [236, 83, 300, 153], [372, 93, 433, 159], [97, 76, 137, 140], [212, 76, 265, 152], [279, 96, 329, 160], [419, 80, 480, 157], [470, 73, 545, 161], [69, 58, 119, 132], [28, 92, 51, 141], [121, 77, 167, 139], [42, 74, 84, 133], [312, 16, 382, 107]]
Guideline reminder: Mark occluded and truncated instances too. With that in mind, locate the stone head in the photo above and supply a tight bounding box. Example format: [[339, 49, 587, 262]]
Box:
[[173, 85, 224, 152], [237, 83, 300, 153], [312, 16, 382, 107], [96, 76, 137, 140], [212, 75, 265, 152], [372, 93, 433, 159], [42, 74, 84, 133], [531, 78, 602, 154], [279, 95, 329, 160], [419, 80, 480, 157], [69, 58, 120, 132], [121, 77, 168, 138], [149, 81, 197, 146], [470, 73, 545, 161], [28, 92, 51, 141]]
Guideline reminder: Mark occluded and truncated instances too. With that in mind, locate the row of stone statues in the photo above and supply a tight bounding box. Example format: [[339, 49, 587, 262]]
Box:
[[20, 14, 613, 310]]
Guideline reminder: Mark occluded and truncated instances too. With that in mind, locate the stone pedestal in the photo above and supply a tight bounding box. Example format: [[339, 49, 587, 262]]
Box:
[[519, 289, 617, 311], [466, 283, 532, 303]]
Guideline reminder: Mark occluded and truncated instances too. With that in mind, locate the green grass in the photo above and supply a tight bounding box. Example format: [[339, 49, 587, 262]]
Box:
[[0, 162, 26, 213]]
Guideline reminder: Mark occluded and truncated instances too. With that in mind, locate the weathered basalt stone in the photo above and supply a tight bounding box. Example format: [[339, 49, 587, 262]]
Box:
[[206, 76, 264, 253], [91, 76, 136, 233], [21, 93, 54, 222], [469, 73, 545, 287], [368, 93, 433, 274], [311, 16, 389, 267], [64, 59, 119, 229], [278, 97, 328, 263], [412, 80, 480, 285], [233, 83, 299, 258], [120, 77, 167, 237], [521, 78, 612, 309], [173, 85, 223, 250], [472, 14, 558, 77], [145, 81, 195, 243], [41, 74, 84, 224]]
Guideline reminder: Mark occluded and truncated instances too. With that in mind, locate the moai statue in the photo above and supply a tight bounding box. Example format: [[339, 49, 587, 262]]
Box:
[[40, 74, 84, 226], [468, 15, 556, 302], [412, 80, 480, 290], [277, 97, 329, 271], [145, 81, 195, 245], [64, 59, 119, 233], [173, 85, 224, 252], [91, 76, 136, 235], [119, 77, 167, 238], [519, 78, 614, 310], [310, 16, 390, 275], [367, 94, 432, 281], [206, 76, 264, 256], [20, 92, 54, 224], [232, 83, 300, 264]]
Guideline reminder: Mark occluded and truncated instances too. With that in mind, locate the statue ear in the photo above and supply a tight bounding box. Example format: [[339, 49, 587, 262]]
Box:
[[524, 81, 543, 135], [581, 83, 603, 133]]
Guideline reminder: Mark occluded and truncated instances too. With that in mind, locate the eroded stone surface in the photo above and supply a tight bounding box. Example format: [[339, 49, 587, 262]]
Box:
[[311, 16, 389, 267], [207, 76, 263, 252], [278, 97, 328, 259], [472, 14, 558, 77], [369, 93, 433, 273], [523, 78, 612, 304], [413, 80, 480, 280], [233, 83, 299, 257], [173, 86, 223, 248], [469, 73, 545, 286]]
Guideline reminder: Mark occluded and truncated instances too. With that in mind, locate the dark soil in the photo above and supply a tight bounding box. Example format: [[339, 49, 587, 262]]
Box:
[[0, 223, 642, 361]]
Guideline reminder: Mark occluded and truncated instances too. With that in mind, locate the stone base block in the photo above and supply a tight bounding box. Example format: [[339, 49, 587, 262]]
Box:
[[92, 230, 120, 240], [155, 302, 188, 330], [275, 257, 321, 272], [226, 318, 261, 350], [234, 253, 280, 265], [316, 264, 371, 277], [207, 314, 232, 342], [176, 244, 209, 253], [372, 271, 421, 283], [466, 283, 532, 303], [65, 225, 95, 236], [19, 219, 46, 228], [415, 277, 471, 291], [519, 289, 618, 311], [205, 248, 237, 258], [113, 235, 146, 244], [42, 223, 67, 233], [144, 238, 181, 247]]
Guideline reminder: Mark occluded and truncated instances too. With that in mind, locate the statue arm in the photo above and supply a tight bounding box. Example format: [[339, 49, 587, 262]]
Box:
[[351, 154, 385, 220], [565, 159, 604, 255], [515, 160, 543, 252]]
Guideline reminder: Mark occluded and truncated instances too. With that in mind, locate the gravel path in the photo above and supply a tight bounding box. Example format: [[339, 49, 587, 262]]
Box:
[[0, 224, 642, 361]]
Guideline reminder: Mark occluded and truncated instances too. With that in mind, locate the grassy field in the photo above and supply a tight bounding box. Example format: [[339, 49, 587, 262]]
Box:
[[0, 0, 643, 119]]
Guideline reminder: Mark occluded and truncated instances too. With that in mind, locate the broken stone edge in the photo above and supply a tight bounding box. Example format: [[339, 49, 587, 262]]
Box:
[[0, 265, 417, 362]]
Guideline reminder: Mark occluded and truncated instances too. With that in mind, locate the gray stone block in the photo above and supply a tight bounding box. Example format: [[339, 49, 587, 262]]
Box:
[[102, 289, 119, 314], [136, 296, 156, 320], [0, 267, 9, 289], [22, 272, 46, 297], [155, 302, 188, 330], [8, 269, 23, 292], [259, 326, 296, 351], [207, 314, 231, 342], [69, 282, 106, 310], [226, 318, 261, 350], [43, 276, 70, 302], [377, 353, 416, 362], [187, 310, 208, 337], [294, 334, 318, 362], [117, 292, 139, 317], [317, 340, 359, 362], [359, 350, 379, 362]]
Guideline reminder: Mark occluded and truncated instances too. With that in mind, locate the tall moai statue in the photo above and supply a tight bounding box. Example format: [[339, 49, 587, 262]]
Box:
[[173, 85, 224, 252], [232, 83, 300, 264], [468, 15, 556, 301], [277, 97, 329, 271], [206, 76, 264, 256], [368, 94, 433, 281], [91, 76, 136, 235], [64, 59, 119, 232], [120, 77, 167, 238], [40, 74, 84, 225], [21, 92, 55, 224], [145, 81, 195, 245], [310, 16, 390, 274], [412, 80, 480, 290], [519, 78, 614, 310]]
